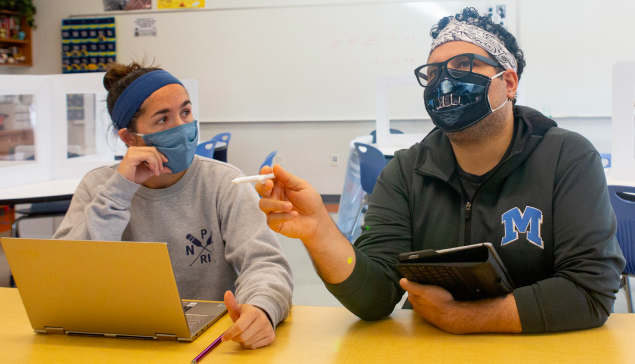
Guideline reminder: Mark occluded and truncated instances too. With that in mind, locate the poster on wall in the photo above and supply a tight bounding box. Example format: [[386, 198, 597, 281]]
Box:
[[158, 0, 205, 9], [62, 17, 116, 73], [103, 0, 152, 11], [134, 18, 157, 37]]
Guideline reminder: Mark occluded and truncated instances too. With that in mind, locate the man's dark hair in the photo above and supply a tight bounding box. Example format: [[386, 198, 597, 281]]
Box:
[[430, 7, 526, 81]]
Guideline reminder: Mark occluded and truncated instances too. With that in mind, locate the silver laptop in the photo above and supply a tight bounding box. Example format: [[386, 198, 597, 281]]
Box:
[[0, 238, 227, 342]]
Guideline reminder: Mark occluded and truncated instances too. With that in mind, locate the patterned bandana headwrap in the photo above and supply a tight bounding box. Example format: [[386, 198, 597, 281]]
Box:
[[430, 19, 517, 72]]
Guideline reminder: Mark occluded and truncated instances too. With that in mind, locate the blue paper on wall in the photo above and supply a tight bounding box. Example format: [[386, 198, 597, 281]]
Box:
[[62, 17, 116, 74]]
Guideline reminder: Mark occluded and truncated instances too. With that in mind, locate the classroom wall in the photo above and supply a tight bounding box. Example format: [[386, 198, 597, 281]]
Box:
[[200, 117, 612, 194], [0, 0, 614, 194]]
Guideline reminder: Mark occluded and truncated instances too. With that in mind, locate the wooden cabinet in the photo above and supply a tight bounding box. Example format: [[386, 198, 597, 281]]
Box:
[[0, 129, 34, 155], [0, 10, 32, 67]]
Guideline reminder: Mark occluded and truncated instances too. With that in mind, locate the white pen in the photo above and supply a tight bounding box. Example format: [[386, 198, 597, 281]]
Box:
[[231, 173, 276, 184]]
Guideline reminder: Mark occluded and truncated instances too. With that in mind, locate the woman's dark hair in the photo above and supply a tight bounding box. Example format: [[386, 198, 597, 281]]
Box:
[[430, 7, 526, 82], [104, 60, 162, 132]]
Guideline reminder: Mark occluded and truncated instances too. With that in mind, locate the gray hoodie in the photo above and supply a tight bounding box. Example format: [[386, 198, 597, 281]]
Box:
[[53, 155, 293, 328]]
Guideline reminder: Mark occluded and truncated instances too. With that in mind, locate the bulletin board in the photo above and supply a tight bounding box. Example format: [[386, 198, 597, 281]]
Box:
[[62, 17, 116, 73]]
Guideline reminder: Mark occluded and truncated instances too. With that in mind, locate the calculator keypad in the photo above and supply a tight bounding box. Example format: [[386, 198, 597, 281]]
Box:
[[400, 265, 466, 290]]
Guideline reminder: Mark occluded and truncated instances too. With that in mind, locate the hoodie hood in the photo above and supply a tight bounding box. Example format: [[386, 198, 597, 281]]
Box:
[[414, 105, 558, 188]]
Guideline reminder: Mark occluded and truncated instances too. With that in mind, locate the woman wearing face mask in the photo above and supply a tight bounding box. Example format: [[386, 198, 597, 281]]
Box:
[[53, 61, 293, 349]]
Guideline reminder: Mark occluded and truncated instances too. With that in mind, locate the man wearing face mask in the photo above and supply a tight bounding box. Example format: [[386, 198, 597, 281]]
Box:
[[53, 61, 293, 348], [255, 7, 624, 334]]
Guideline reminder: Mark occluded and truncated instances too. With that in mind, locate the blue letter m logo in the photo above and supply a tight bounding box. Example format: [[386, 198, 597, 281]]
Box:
[[501, 206, 544, 248]]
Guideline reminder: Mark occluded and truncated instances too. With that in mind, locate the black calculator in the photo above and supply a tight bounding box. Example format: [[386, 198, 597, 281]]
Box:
[[396, 243, 515, 301]]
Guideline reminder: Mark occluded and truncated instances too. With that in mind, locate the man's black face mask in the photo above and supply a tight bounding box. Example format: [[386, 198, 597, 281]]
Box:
[[424, 68, 507, 132]]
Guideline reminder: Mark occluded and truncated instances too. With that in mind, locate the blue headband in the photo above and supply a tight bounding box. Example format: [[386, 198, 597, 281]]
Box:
[[111, 70, 183, 129]]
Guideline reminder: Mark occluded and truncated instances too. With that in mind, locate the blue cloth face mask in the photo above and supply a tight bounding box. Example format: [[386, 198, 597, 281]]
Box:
[[131, 121, 198, 174]]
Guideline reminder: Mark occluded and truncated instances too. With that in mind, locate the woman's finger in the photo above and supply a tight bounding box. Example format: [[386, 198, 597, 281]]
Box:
[[231, 318, 263, 344], [241, 327, 267, 346], [151, 148, 165, 169], [242, 334, 274, 350], [223, 291, 242, 323], [144, 148, 171, 175], [222, 311, 257, 343], [139, 148, 163, 173], [149, 150, 166, 176], [137, 150, 158, 175], [147, 152, 160, 176]]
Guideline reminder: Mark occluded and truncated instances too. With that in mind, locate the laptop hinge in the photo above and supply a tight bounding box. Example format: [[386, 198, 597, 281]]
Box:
[[156, 333, 177, 341], [44, 327, 65, 335]]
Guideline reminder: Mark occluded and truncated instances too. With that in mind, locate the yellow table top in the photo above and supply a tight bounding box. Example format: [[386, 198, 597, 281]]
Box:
[[1, 287, 634, 364]]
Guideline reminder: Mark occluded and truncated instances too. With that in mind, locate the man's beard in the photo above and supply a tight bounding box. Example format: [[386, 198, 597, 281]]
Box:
[[444, 99, 510, 146]]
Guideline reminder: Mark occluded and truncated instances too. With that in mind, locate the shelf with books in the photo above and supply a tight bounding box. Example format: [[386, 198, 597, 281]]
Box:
[[0, 10, 32, 67]]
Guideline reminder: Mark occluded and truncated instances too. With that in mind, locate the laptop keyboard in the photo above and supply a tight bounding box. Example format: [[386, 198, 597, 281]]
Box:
[[400, 265, 468, 290], [182, 302, 209, 329], [186, 314, 208, 330]]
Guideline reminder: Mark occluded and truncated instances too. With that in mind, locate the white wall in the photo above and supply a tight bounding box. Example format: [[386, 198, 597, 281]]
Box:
[[204, 119, 433, 193], [201, 117, 611, 194], [0, 0, 614, 194]]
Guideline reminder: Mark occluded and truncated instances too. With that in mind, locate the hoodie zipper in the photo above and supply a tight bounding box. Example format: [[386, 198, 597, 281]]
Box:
[[417, 114, 538, 247], [461, 151, 520, 246], [465, 201, 472, 246]]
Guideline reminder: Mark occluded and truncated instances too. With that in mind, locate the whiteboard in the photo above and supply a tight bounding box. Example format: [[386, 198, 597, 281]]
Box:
[[518, 0, 635, 117], [105, 1, 518, 122]]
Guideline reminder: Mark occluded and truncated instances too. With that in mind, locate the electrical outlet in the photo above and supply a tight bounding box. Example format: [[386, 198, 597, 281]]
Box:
[[331, 154, 339, 167], [275, 154, 284, 167]]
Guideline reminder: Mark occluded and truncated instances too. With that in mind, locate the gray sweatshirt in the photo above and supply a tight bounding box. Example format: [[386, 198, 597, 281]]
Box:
[[53, 155, 293, 328]]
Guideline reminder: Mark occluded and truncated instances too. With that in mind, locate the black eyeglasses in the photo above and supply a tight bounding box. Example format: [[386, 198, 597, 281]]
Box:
[[414, 53, 501, 88]]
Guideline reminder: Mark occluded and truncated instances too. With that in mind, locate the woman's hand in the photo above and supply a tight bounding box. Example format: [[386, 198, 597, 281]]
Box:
[[117, 146, 172, 184], [255, 165, 331, 243], [221, 291, 275, 349]]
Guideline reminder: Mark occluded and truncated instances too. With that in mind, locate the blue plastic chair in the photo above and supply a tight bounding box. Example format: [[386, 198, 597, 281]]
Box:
[[608, 185, 635, 313], [349, 142, 386, 239], [195, 140, 217, 159], [210, 133, 232, 163], [600, 153, 611, 168], [370, 128, 404, 144], [260, 151, 277, 171]]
